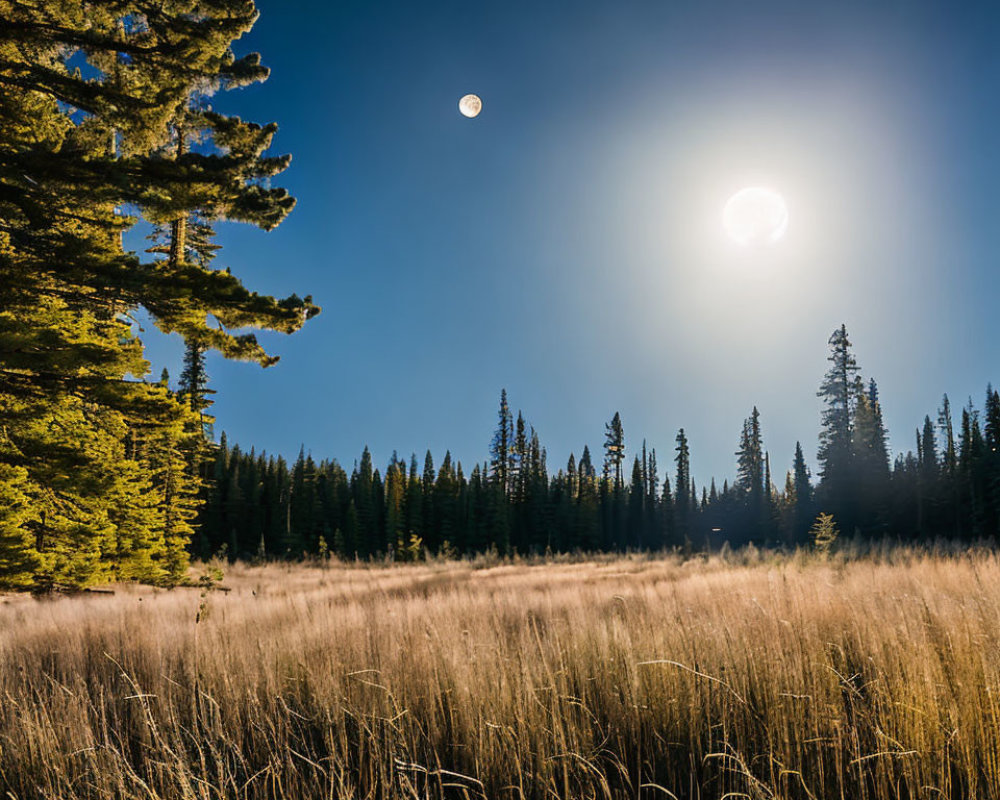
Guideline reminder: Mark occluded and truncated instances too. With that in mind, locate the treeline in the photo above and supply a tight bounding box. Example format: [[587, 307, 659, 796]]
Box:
[[0, 2, 316, 590], [200, 326, 1000, 560], [4, 6, 999, 588]]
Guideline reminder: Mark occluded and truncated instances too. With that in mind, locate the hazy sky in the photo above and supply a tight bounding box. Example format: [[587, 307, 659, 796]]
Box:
[[141, 0, 1000, 488]]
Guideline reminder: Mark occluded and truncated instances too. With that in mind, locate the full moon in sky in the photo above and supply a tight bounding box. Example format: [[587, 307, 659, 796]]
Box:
[[722, 187, 789, 246], [458, 93, 482, 118]]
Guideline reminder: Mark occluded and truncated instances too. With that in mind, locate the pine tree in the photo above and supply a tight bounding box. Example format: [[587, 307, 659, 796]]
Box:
[[0, 465, 40, 589], [791, 442, 813, 544], [511, 413, 528, 503], [645, 446, 659, 548], [489, 390, 514, 496], [937, 395, 962, 536], [353, 447, 376, 556], [384, 457, 405, 556], [736, 408, 764, 499], [938, 395, 957, 479], [674, 429, 691, 544], [850, 379, 890, 532], [816, 325, 862, 532], [983, 386, 1000, 535], [179, 341, 214, 437], [868, 379, 892, 481], [0, 1, 317, 589], [735, 407, 765, 540], [916, 417, 940, 538], [603, 412, 625, 489], [628, 456, 644, 550], [433, 452, 458, 553]]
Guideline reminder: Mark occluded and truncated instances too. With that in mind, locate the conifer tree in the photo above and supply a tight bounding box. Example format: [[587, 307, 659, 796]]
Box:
[[983, 386, 1000, 534], [384, 457, 405, 556], [916, 417, 939, 537], [661, 472, 675, 545], [628, 456, 644, 549], [735, 407, 765, 539], [0, 465, 40, 589], [938, 395, 957, 479], [511, 412, 528, 503], [433, 452, 458, 552], [0, 1, 317, 588], [603, 412, 626, 489], [867, 379, 891, 479], [937, 395, 961, 535], [791, 442, 813, 543], [489, 390, 514, 496], [645, 446, 659, 547], [816, 325, 861, 531], [674, 429, 691, 543], [575, 447, 601, 551]]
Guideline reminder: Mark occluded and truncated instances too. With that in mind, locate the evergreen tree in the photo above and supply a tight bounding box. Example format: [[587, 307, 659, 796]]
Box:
[[353, 447, 376, 556], [628, 456, 644, 549], [674, 429, 691, 544], [489, 389, 514, 495], [938, 395, 957, 479], [0, 1, 316, 588], [645, 446, 659, 548], [816, 325, 861, 532], [384, 457, 405, 556], [791, 442, 813, 544], [916, 417, 939, 537], [937, 395, 962, 535], [603, 412, 625, 489], [735, 407, 765, 540], [0, 465, 41, 589], [433, 451, 458, 552]]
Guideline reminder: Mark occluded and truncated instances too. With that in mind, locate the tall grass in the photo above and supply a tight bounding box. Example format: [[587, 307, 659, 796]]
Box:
[[2, 545, 1000, 799]]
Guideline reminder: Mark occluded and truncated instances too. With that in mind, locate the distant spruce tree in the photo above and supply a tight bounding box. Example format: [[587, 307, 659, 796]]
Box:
[[384, 457, 405, 556], [958, 402, 986, 537], [735, 407, 765, 541], [489, 390, 514, 496], [916, 416, 940, 537], [603, 412, 626, 489], [645, 444, 660, 548], [575, 446, 600, 551], [850, 379, 890, 532], [937, 395, 961, 536], [628, 456, 645, 550], [816, 325, 862, 533], [404, 454, 424, 556], [791, 442, 814, 544], [674, 429, 691, 545]]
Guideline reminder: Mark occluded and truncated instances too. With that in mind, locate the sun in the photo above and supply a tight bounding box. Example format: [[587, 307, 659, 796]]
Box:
[[722, 186, 789, 246]]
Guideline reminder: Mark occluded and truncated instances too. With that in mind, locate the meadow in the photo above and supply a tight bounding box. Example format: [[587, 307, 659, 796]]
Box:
[[2, 546, 1000, 799]]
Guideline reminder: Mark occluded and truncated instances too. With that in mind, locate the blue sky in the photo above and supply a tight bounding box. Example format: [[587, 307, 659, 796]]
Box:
[[140, 0, 1000, 488]]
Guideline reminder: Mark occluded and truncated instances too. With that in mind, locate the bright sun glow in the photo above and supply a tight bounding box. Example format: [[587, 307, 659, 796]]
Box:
[[722, 186, 789, 246]]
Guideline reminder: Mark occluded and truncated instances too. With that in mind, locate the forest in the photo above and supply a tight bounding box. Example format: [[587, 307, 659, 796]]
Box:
[[3, 2, 1000, 593], [197, 324, 1000, 561]]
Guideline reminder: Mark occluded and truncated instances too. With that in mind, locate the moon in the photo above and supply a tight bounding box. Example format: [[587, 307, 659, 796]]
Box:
[[458, 93, 482, 118], [722, 187, 789, 246]]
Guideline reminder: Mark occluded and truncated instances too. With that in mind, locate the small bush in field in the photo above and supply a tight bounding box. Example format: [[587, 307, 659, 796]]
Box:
[[811, 512, 839, 554]]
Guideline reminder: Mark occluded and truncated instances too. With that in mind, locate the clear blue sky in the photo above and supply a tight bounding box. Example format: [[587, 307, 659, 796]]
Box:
[[140, 0, 1000, 488]]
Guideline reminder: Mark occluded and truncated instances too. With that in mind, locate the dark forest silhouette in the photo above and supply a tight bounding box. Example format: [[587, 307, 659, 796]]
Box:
[[196, 325, 1000, 561]]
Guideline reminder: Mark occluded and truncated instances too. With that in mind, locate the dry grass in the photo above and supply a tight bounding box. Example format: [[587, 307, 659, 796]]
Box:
[[2, 546, 1000, 799]]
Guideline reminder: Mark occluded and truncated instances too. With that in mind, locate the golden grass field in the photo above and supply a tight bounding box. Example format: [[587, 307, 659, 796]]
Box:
[[3, 547, 1000, 799]]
